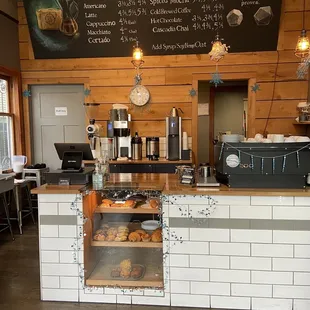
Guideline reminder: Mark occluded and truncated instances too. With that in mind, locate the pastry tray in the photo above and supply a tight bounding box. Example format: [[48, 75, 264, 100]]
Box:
[[111, 264, 146, 281], [99, 200, 138, 209]]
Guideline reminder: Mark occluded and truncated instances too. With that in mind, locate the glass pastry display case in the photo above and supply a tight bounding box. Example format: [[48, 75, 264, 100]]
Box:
[[83, 186, 163, 288]]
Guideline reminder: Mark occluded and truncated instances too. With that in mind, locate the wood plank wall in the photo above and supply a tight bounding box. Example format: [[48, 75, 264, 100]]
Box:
[[18, 0, 310, 160]]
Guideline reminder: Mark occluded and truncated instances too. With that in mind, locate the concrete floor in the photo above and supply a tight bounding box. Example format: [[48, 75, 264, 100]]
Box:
[[0, 215, 226, 310]]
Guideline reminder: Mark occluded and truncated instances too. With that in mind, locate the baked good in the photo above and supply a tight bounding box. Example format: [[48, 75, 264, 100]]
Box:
[[131, 266, 143, 279], [151, 231, 162, 242], [117, 231, 128, 237], [120, 269, 131, 278], [120, 259, 132, 270], [123, 200, 135, 208], [128, 232, 141, 242], [135, 229, 146, 237], [95, 229, 104, 235], [115, 236, 127, 242], [100, 224, 110, 230], [111, 203, 123, 208], [106, 234, 115, 241], [118, 226, 129, 234], [101, 199, 113, 207], [93, 234, 105, 241], [149, 199, 159, 209], [102, 199, 113, 204], [142, 233, 151, 242], [107, 227, 118, 235], [36, 8, 63, 30]]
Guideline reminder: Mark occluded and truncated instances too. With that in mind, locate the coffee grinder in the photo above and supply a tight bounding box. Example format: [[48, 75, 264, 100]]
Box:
[[109, 104, 132, 159], [84, 103, 103, 159], [166, 107, 182, 161]]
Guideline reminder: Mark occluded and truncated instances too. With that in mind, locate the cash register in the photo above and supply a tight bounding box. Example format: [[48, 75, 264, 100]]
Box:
[[44, 143, 94, 185]]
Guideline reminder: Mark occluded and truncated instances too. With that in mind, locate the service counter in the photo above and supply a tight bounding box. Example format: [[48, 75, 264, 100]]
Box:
[[32, 174, 310, 310]]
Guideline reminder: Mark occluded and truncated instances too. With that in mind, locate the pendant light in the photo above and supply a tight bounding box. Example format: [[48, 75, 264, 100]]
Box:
[[131, 40, 144, 69], [209, 0, 229, 87], [209, 34, 229, 62], [295, 0, 310, 58]]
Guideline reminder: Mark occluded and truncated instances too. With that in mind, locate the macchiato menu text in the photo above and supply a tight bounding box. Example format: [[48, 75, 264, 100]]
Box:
[[24, 0, 282, 59]]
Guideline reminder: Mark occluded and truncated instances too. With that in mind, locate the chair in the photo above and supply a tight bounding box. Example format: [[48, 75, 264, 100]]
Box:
[[0, 176, 15, 240]]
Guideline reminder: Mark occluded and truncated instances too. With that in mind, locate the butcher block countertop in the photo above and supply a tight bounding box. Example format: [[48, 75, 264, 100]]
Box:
[[31, 184, 86, 194], [84, 158, 193, 165], [32, 173, 310, 197]]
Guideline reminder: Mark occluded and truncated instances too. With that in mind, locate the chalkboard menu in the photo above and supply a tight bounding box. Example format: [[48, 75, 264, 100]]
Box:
[[23, 0, 282, 59]]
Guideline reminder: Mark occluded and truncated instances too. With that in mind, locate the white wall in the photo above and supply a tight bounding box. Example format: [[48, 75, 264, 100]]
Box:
[[214, 91, 247, 138]]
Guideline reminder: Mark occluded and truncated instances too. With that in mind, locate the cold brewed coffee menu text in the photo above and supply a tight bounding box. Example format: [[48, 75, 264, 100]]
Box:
[[23, 0, 282, 59]]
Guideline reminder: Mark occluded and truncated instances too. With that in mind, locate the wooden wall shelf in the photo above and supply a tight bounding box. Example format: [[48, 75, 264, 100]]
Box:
[[91, 241, 163, 248], [293, 121, 310, 125]]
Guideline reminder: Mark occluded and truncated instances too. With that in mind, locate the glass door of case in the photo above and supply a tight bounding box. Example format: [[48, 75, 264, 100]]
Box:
[[84, 189, 163, 288]]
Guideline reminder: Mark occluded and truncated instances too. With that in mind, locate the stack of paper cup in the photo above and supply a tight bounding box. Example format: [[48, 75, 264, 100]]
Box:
[[272, 134, 285, 143], [182, 132, 188, 150]]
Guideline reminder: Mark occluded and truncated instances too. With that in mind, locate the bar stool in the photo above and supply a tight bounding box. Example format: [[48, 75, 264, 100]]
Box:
[[0, 176, 15, 241], [12, 180, 35, 234], [22, 167, 49, 187], [0, 193, 14, 240]]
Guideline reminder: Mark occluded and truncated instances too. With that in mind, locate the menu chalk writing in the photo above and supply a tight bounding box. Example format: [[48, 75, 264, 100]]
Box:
[[23, 0, 282, 59]]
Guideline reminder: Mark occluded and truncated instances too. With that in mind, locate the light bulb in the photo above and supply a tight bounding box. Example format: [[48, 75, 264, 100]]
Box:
[[131, 41, 144, 68], [133, 47, 143, 61], [295, 29, 310, 58]]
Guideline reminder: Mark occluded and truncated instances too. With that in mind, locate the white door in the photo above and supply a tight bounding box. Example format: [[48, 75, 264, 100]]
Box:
[[30, 85, 86, 170]]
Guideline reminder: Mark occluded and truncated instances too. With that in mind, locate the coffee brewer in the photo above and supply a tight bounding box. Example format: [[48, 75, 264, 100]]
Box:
[[166, 107, 182, 161], [108, 105, 132, 159]]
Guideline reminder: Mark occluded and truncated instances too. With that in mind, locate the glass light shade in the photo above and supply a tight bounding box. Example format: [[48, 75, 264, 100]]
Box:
[[209, 35, 228, 62], [133, 47, 143, 61], [295, 29, 310, 58], [131, 41, 144, 68]]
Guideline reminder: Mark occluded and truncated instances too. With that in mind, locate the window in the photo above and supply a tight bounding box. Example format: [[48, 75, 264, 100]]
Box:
[[0, 78, 13, 171]]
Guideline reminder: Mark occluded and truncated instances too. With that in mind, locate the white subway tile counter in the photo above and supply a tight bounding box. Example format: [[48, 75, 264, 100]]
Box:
[[33, 181, 310, 309]]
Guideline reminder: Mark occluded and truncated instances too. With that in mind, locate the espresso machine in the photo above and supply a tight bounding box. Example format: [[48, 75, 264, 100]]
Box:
[[166, 107, 182, 161], [109, 105, 132, 159]]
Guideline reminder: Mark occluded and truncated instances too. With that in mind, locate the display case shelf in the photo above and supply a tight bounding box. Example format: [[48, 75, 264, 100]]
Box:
[[86, 263, 164, 288], [94, 206, 160, 214], [91, 241, 163, 248]]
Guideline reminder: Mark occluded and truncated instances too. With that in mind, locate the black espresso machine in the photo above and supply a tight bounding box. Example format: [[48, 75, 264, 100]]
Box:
[[215, 142, 310, 188]]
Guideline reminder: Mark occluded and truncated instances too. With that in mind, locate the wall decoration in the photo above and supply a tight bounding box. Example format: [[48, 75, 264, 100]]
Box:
[[22, 90, 31, 97], [210, 72, 223, 87], [251, 83, 261, 92], [227, 9, 243, 27], [297, 57, 310, 79], [23, 0, 282, 59], [189, 88, 197, 97], [219, 141, 310, 174], [254, 6, 273, 26], [84, 88, 91, 97]]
